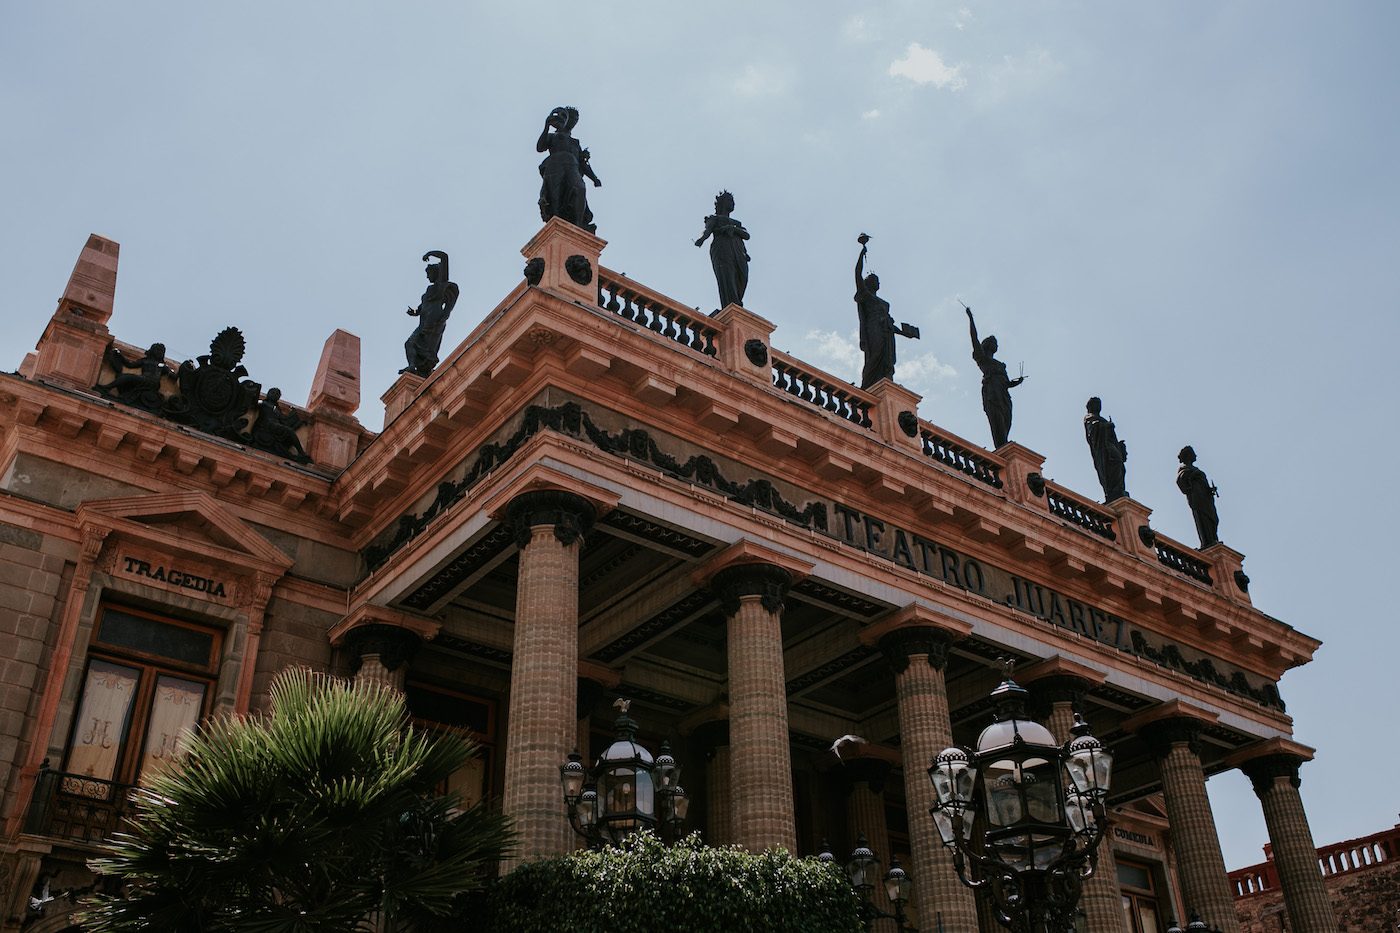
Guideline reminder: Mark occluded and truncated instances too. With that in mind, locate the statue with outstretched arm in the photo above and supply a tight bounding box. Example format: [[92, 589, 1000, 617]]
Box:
[[967, 307, 1024, 449]]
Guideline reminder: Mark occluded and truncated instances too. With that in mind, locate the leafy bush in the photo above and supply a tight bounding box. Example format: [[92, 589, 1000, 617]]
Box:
[[480, 831, 863, 933]]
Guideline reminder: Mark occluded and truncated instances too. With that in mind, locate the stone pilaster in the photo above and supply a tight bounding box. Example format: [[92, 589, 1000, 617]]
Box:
[[713, 562, 797, 853], [1236, 748, 1337, 933], [1130, 709, 1239, 933], [1025, 665, 1126, 933], [861, 608, 979, 933], [501, 490, 594, 867]]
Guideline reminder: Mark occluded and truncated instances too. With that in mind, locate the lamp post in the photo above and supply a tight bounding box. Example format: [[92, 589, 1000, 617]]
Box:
[[820, 834, 915, 931], [559, 699, 690, 847], [927, 672, 1113, 933]]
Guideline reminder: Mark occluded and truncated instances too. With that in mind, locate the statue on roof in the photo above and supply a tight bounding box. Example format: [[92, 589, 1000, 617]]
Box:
[[854, 235, 920, 389], [1176, 446, 1220, 548], [401, 251, 460, 378], [537, 106, 601, 233], [966, 307, 1024, 449], [695, 191, 750, 311], [1084, 397, 1128, 502], [95, 343, 174, 414], [242, 387, 311, 464], [165, 328, 261, 439]]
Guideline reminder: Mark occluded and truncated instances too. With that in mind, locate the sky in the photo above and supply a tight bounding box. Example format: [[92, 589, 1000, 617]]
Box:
[[2, 2, 1396, 872]]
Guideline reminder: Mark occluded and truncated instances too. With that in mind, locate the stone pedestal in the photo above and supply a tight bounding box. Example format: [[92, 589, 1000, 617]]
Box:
[[381, 371, 426, 429], [712, 302, 777, 387], [1107, 498, 1155, 559], [1202, 542, 1250, 605], [521, 217, 607, 306], [865, 379, 922, 452], [32, 235, 120, 390], [997, 441, 1048, 509]]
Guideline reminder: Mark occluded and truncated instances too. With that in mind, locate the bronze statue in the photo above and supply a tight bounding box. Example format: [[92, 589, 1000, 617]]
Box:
[[966, 307, 1024, 449], [401, 251, 460, 378], [1176, 446, 1220, 548], [1084, 397, 1128, 502], [95, 343, 173, 413], [695, 191, 749, 310], [243, 387, 311, 463], [854, 235, 919, 389], [536, 106, 601, 233]]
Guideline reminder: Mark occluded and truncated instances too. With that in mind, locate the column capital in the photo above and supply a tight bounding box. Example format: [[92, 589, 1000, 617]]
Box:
[[328, 603, 440, 647], [1123, 700, 1219, 760], [711, 563, 792, 616], [690, 539, 813, 589], [506, 489, 596, 549], [858, 604, 972, 673], [1019, 657, 1107, 717], [1225, 738, 1316, 797], [342, 623, 422, 673]]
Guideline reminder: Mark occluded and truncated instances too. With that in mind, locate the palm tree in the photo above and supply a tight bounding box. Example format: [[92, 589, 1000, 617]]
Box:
[[82, 668, 515, 933]]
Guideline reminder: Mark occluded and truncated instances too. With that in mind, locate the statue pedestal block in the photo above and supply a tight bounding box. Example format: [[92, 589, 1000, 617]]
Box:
[[1202, 541, 1250, 605], [712, 303, 776, 387], [864, 379, 922, 451], [1107, 497, 1154, 558], [995, 441, 1047, 507], [521, 217, 607, 306], [381, 372, 426, 430]]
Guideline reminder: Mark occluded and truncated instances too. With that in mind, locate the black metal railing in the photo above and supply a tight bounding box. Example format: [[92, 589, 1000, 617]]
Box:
[[25, 761, 134, 845], [598, 275, 718, 358], [919, 429, 1004, 489], [1155, 539, 1213, 584], [1045, 488, 1117, 540], [770, 354, 874, 428]]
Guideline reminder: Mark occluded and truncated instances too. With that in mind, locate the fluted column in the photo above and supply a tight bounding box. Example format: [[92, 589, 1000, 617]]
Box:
[[1239, 752, 1337, 933], [874, 621, 979, 933], [501, 490, 594, 868], [344, 624, 420, 693], [1027, 672, 1126, 933], [714, 562, 797, 853], [843, 757, 894, 872], [693, 720, 733, 847], [1136, 716, 1240, 933]]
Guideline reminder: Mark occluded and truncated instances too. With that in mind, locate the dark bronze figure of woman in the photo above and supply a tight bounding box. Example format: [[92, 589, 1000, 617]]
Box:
[[536, 106, 601, 233], [401, 251, 460, 378], [855, 238, 896, 389], [1176, 446, 1220, 548], [694, 190, 750, 311], [1084, 397, 1128, 502], [966, 308, 1024, 449]]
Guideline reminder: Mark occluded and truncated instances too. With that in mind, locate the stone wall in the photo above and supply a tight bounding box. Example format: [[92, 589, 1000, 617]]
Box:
[[1236, 857, 1399, 933]]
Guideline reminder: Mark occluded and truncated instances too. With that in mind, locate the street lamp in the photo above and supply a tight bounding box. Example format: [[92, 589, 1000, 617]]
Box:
[[559, 699, 689, 847], [928, 672, 1113, 933], [819, 834, 915, 931]]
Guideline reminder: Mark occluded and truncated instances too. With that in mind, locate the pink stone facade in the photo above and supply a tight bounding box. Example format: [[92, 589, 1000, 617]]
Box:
[[0, 226, 1334, 933]]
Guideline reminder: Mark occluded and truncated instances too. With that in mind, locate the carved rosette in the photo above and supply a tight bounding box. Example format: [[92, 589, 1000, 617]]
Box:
[[712, 563, 791, 617], [343, 624, 421, 673], [877, 625, 955, 674], [506, 489, 596, 550], [1240, 753, 1304, 797], [1139, 716, 1205, 760]]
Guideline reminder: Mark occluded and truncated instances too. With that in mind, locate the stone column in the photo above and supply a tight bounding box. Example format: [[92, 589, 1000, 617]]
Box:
[[1128, 709, 1239, 933], [843, 757, 894, 871], [713, 563, 797, 853], [693, 720, 733, 847], [862, 611, 979, 933], [1236, 749, 1337, 933], [344, 624, 420, 693], [1027, 671, 1127, 933], [501, 490, 594, 867]]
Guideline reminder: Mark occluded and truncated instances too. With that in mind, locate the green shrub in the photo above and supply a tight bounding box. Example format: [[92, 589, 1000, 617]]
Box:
[[480, 831, 864, 933]]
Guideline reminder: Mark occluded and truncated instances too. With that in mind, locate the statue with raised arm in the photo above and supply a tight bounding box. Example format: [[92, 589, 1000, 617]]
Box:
[[967, 307, 1024, 449], [1176, 446, 1220, 548], [95, 342, 174, 414], [694, 190, 749, 311], [537, 106, 601, 233], [854, 235, 919, 389], [1084, 397, 1128, 502], [401, 251, 460, 378]]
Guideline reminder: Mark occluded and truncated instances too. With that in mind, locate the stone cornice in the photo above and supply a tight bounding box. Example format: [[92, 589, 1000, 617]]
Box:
[[1016, 655, 1108, 688], [857, 603, 974, 647], [1222, 736, 1316, 771], [327, 602, 440, 647], [689, 539, 815, 590]]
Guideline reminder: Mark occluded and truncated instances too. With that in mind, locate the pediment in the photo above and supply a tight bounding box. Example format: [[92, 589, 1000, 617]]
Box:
[[77, 491, 293, 574]]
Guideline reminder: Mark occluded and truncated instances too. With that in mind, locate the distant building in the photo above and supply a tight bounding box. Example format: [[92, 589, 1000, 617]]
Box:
[[0, 222, 1338, 933], [1233, 821, 1399, 933]]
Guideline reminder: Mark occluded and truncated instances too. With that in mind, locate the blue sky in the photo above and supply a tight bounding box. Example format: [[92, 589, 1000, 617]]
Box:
[[3, 2, 1396, 870]]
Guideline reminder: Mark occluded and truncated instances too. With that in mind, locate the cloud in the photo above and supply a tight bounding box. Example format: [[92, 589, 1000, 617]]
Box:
[[801, 329, 958, 393], [731, 62, 793, 97], [844, 16, 876, 41], [953, 8, 973, 30], [895, 351, 958, 384], [889, 43, 966, 90], [862, 109, 881, 120]]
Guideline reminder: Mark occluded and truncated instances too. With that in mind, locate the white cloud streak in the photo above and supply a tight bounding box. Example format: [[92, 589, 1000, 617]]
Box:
[[889, 43, 967, 90]]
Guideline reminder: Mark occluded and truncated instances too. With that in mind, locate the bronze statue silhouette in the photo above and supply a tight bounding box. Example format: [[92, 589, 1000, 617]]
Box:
[[695, 191, 749, 310], [1176, 446, 1220, 548], [401, 251, 460, 378], [537, 107, 600, 233], [854, 235, 919, 389], [95, 343, 173, 413], [966, 307, 1024, 449], [1084, 397, 1128, 502], [243, 387, 311, 463]]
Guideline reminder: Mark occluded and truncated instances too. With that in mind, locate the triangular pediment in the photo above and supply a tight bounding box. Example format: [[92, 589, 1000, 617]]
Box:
[[77, 491, 294, 573]]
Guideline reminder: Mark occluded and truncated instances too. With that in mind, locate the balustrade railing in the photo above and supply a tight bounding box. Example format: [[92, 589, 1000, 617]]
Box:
[[1044, 483, 1116, 540], [1154, 536, 1213, 584], [1231, 822, 1400, 897], [918, 426, 1004, 489], [769, 351, 874, 429], [25, 761, 133, 845], [597, 270, 719, 359]]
